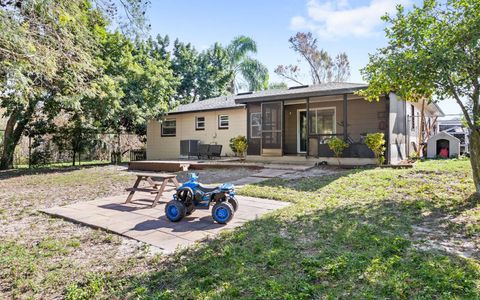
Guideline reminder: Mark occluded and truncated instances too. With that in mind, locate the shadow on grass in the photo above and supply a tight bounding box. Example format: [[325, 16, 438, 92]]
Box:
[[0, 162, 126, 181], [77, 199, 479, 299]]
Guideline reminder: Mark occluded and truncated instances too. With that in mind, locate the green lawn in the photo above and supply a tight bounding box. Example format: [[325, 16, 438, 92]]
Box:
[[0, 160, 479, 299]]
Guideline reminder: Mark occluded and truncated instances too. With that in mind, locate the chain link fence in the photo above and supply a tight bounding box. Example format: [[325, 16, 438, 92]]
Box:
[[0, 128, 145, 168]]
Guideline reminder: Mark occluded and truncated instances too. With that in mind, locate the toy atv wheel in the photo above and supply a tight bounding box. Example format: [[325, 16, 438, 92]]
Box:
[[165, 200, 186, 222], [227, 197, 239, 212], [185, 203, 196, 216], [212, 202, 234, 224]]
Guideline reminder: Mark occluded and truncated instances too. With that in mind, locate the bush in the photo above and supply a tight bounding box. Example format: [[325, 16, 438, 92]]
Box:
[[30, 149, 52, 167], [229, 135, 248, 158], [365, 133, 386, 165], [327, 137, 348, 165]]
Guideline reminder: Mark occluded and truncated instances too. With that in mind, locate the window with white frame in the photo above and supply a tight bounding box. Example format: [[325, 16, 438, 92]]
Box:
[[250, 112, 261, 138], [218, 115, 229, 129], [161, 119, 176, 136], [195, 116, 205, 130], [309, 108, 335, 135]]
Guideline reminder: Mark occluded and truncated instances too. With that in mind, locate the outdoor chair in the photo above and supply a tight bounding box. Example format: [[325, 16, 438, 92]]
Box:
[[208, 145, 222, 159], [197, 144, 210, 159]]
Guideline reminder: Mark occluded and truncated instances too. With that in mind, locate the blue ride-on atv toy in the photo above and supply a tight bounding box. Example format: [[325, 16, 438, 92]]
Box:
[[165, 173, 238, 224]]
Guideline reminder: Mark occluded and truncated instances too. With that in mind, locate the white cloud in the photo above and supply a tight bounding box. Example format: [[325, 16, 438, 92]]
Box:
[[290, 0, 410, 38]]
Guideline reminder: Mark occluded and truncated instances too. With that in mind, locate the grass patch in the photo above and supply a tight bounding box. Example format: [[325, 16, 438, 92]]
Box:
[[83, 159, 479, 298], [0, 160, 479, 298]]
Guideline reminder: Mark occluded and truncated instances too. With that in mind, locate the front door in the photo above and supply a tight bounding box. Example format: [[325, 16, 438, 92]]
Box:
[[261, 102, 283, 156], [298, 110, 307, 153]]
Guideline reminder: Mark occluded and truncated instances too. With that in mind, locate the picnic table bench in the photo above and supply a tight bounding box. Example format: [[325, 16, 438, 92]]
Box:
[[125, 172, 181, 207]]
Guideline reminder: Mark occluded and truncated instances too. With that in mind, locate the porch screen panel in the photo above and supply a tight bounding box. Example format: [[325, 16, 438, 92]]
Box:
[[261, 102, 283, 149]]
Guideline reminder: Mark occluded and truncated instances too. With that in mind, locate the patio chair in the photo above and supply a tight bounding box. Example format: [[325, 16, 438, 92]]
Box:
[[208, 144, 222, 159], [197, 144, 210, 159]]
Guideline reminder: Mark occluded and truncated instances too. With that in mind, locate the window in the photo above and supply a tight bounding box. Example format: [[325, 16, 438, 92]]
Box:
[[218, 115, 229, 129], [195, 116, 205, 130], [161, 119, 176, 136], [411, 105, 415, 130], [309, 108, 335, 135], [250, 112, 261, 138]]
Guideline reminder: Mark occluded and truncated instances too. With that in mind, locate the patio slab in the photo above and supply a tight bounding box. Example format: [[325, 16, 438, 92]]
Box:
[[40, 192, 290, 254]]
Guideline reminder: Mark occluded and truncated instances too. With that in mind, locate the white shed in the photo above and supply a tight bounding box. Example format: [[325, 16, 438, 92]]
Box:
[[426, 132, 461, 158]]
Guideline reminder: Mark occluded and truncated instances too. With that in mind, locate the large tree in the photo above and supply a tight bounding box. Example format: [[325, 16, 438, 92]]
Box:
[[226, 36, 269, 93], [276, 32, 351, 85], [171, 39, 232, 103], [0, 0, 106, 169], [360, 0, 480, 194]]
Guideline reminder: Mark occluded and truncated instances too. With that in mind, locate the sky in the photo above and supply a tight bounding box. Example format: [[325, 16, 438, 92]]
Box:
[[147, 0, 461, 116]]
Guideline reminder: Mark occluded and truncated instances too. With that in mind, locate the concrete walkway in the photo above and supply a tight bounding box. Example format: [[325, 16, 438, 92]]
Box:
[[41, 193, 290, 253], [230, 167, 299, 187]]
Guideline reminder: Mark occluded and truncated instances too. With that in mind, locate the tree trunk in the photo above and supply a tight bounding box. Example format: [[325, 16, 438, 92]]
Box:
[[72, 149, 76, 166], [470, 130, 480, 195], [0, 115, 17, 169], [0, 113, 27, 169]]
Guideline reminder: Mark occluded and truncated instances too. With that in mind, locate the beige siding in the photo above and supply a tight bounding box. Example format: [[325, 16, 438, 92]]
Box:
[[147, 108, 246, 159]]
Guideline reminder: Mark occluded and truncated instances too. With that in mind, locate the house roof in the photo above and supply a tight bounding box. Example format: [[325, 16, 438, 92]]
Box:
[[169, 95, 242, 114], [235, 82, 369, 103], [168, 82, 369, 114]]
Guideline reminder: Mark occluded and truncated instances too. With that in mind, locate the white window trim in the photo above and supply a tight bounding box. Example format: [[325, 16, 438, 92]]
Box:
[[161, 119, 176, 137], [195, 116, 205, 130], [218, 115, 229, 129], [250, 112, 261, 138], [297, 107, 336, 153]]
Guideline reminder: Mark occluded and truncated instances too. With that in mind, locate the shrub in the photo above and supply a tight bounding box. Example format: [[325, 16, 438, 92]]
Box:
[[327, 137, 348, 165], [230, 135, 248, 158], [30, 149, 52, 167], [365, 133, 386, 165]]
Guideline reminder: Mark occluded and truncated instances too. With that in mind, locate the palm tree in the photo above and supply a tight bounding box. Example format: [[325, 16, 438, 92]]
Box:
[[226, 36, 269, 93]]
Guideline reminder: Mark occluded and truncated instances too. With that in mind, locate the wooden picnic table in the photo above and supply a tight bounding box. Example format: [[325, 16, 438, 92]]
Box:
[[125, 172, 181, 207]]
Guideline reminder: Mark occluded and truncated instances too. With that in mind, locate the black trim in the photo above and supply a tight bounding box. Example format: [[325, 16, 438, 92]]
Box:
[[281, 100, 285, 155], [343, 93, 348, 141], [306, 97, 310, 158], [385, 94, 390, 164]]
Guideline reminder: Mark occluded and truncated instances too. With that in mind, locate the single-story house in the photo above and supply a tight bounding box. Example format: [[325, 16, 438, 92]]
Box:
[[147, 82, 444, 164]]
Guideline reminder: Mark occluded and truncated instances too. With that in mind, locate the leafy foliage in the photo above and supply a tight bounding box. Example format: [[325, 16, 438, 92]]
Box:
[[229, 135, 248, 157], [365, 133, 386, 165], [359, 0, 480, 191], [0, 0, 109, 169], [327, 137, 348, 164], [226, 36, 269, 93]]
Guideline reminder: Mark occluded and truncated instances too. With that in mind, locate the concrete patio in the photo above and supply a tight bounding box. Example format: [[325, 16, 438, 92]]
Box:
[[41, 192, 290, 253]]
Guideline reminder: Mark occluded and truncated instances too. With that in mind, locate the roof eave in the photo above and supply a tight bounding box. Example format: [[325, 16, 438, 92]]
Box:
[[167, 105, 245, 115], [234, 86, 368, 104]]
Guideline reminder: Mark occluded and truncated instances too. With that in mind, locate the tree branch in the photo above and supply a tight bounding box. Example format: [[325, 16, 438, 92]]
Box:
[[447, 75, 474, 129], [276, 73, 304, 86]]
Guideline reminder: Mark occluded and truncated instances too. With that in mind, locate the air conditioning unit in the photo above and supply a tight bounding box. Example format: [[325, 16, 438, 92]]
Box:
[[180, 140, 200, 158]]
